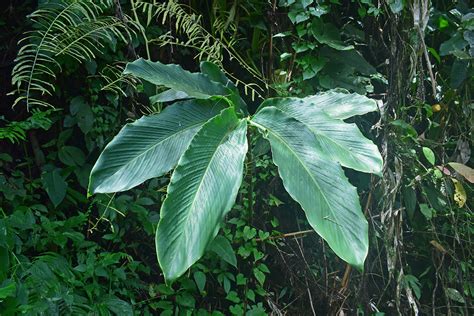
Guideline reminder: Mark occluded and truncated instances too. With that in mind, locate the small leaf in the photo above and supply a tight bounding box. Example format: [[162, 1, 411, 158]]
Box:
[[176, 293, 196, 308], [419, 203, 433, 220], [236, 273, 247, 285], [422, 147, 435, 165], [452, 179, 467, 208], [223, 276, 231, 293], [253, 268, 266, 285], [156, 284, 174, 295], [42, 169, 67, 207], [445, 288, 465, 303], [59, 146, 85, 167], [209, 235, 237, 268], [194, 271, 206, 293], [226, 291, 240, 303], [246, 289, 256, 302]]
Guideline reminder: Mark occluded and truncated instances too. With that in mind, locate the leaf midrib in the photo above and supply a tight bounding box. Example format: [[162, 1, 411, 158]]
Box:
[[99, 119, 207, 183], [262, 122, 338, 227], [165, 120, 240, 270], [278, 108, 370, 166]]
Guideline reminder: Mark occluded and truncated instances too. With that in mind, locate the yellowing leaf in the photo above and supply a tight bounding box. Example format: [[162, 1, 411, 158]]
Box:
[[431, 103, 442, 112], [430, 240, 447, 253], [452, 179, 467, 208]]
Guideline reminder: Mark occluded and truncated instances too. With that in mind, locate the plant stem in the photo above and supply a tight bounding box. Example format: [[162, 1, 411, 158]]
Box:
[[246, 127, 255, 222]]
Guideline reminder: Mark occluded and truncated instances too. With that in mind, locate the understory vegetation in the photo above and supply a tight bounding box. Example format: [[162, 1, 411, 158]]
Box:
[[0, 0, 472, 315]]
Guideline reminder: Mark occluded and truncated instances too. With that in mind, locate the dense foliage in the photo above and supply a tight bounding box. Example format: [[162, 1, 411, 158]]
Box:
[[0, 0, 472, 315]]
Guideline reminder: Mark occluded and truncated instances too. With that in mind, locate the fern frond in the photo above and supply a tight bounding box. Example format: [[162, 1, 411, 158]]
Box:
[[12, 0, 137, 110], [98, 63, 140, 96], [0, 109, 54, 143]]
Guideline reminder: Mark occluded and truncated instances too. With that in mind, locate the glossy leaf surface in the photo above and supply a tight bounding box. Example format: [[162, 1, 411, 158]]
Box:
[[124, 58, 232, 100], [156, 108, 248, 281], [264, 97, 382, 174], [260, 90, 378, 120], [89, 100, 225, 194], [251, 107, 368, 269]]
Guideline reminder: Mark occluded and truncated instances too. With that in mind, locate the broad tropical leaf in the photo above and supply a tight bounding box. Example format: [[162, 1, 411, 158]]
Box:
[[251, 107, 368, 269], [124, 58, 232, 100], [156, 108, 248, 281], [263, 98, 382, 174], [149, 89, 189, 104], [88, 99, 226, 194], [259, 90, 378, 120], [200, 61, 247, 114]]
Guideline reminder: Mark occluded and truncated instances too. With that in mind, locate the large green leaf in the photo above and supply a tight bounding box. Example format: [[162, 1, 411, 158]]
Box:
[[89, 100, 226, 194], [259, 90, 377, 120], [124, 58, 232, 100], [263, 97, 383, 174], [200, 61, 247, 114], [156, 108, 248, 281], [251, 107, 368, 269]]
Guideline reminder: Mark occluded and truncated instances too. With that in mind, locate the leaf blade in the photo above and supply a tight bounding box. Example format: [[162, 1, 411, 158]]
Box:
[[266, 97, 382, 174], [124, 58, 232, 100], [89, 99, 225, 194], [251, 107, 368, 269], [259, 90, 378, 120], [156, 108, 248, 281]]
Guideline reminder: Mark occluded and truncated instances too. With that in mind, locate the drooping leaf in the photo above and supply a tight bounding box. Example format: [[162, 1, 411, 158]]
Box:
[[259, 90, 378, 120], [156, 108, 248, 281], [251, 107, 368, 269], [448, 162, 474, 183], [124, 58, 232, 100], [42, 168, 67, 207], [89, 100, 226, 194], [262, 97, 382, 174], [208, 235, 237, 268]]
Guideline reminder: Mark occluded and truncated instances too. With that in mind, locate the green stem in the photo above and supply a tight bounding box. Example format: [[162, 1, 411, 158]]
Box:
[[246, 128, 255, 222], [131, 0, 151, 59]]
